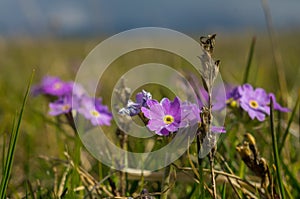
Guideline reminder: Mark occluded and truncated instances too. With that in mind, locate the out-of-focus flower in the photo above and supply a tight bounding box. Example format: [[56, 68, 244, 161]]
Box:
[[227, 83, 290, 121], [198, 87, 226, 111], [49, 95, 73, 116], [119, 90, 152, 116], [226, 85, 241, 107], [141, 97, 181, 136], [268, 93, 290, 112], [78, 96, 112, 126], [238, 84, 270, 121], [34, 75, 113, 126], [180, 101, 200, 127], [33, 76, 72, 96]]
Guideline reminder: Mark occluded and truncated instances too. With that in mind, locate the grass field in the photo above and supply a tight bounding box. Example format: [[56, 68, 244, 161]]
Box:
[[0, 31, 299, 198]]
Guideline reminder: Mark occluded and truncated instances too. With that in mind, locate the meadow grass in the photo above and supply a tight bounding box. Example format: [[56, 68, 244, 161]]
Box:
[[0, 32, 299, 198]]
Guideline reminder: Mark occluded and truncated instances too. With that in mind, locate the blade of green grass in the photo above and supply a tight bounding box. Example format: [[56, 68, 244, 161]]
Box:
[[221, 183, 226, 199], [279, 157, 300, 194], [26, 180, 36, 199], [279, 96, 299, 154], [0, 70, 35, 199], [270, 97, 285, 199], [1, 133, 7, 177], [243, 37, 256, 84]]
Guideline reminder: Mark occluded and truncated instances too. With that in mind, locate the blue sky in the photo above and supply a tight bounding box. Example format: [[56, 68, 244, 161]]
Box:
[[0, 0, 299, 37]]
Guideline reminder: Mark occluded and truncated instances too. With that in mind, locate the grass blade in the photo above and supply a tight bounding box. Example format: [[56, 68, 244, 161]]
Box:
[[0, 71, 34, 199], [221, 183, 226, 199], [279, 158, 300, 194], [243, 37, 256, 84], [270, 97, 285, 199], [279, 95, 299, 154]]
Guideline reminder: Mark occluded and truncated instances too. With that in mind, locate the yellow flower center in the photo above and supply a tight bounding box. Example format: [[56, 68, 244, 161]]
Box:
[[54, 82, 62, 90], [62, 105, 70, 111], [226, 98, 237, 108], [163, 115, 174, 124], [249, 100, 259, 109], [91, 110, 100, 117]]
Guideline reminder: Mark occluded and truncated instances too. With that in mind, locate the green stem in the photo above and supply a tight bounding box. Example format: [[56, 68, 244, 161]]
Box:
[[270, 98, 285, 199], [161, 164, 172, 199], [196, 135, 205, 199], [209, 148, 217, 199]]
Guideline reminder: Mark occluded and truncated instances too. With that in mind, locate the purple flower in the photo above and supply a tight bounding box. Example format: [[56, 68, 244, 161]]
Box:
[[33, 76, 72, 96], [71, 82, 87, 98], [78, 96, 113, 126], [49, 95, 72, 116], [198, 87, 226, 111], [119, 90, 152, 116], [180, 102, 201, 127], [238, 84, 270, 121], [268, 93, 290, 112], [181, 102, 226, 133], [141, 97, 181, 136], [226, 85, 241, 107]]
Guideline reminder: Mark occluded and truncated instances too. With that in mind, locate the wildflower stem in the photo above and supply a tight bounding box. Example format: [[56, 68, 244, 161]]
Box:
[[161, 164, 172, 199], [208, 92, 217, 199], [196, 134, 205, 198], [117, 128, 127, 196], [270, 97, 285, 199], [209, 148, 217, 199]]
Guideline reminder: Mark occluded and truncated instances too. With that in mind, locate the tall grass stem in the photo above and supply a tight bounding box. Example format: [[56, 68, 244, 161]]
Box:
[[0, 71, 34, 199], [270, 98, 285, 199]]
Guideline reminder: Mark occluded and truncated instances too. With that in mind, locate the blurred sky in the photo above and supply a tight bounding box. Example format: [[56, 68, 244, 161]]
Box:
[[0, 0, 300, 37]]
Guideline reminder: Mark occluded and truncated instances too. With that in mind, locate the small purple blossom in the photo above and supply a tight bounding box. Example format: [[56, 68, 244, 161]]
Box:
[[198, 87, 226, 111], [226, 84, 241, 107], [119, 90, 152, 116], [33, 76, 72, 96], [141, 97, 181, 136], [49, 95, 73, 116], [78, 96, 112, 126], [227, 83, 290, 121], [238, 84, 270, 121], [180, 102, 201, 127]]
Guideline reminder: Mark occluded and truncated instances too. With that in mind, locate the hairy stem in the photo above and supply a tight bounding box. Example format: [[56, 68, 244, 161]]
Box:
[[161, 164, 172, 199], [196, 134, 205, 198], [117, 128, 127, 196]]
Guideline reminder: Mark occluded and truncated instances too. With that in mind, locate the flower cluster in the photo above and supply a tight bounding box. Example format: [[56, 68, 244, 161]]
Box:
[[33, 76, 112, 126], [119, 90, 225, 136], [226, 83, 289, 121]]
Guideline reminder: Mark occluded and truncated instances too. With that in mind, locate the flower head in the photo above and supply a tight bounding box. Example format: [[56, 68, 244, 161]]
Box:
[[238, 84, 270, 121], [35, 76, 73, 96], [49, 95, 73, 116], [226, 85, 241, 107], [119, 90, 152, 116], [141, 97, 181, 136], [180, 102, 201, 127], [78, 96, 113, 126]]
